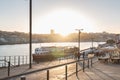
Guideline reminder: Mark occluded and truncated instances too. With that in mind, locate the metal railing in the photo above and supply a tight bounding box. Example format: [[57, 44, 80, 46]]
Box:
[[0, 55, 28, 68], [0, 55, 29, 78], [2, 54, 96, 80], [0, 59, 10, 76]]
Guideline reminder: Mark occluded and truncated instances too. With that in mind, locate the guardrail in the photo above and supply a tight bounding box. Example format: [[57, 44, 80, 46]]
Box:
[[0, 59, 10, 76], [2, 53, 96, 80]]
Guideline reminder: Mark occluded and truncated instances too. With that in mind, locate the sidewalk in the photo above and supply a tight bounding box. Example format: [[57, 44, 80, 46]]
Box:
[[0, 59, 75, 79], [1, 59, 120, 80], [67, 62, 120, 80]]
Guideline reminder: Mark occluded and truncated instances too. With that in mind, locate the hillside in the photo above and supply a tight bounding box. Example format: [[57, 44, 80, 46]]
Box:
[[0, 30, 118, 45]]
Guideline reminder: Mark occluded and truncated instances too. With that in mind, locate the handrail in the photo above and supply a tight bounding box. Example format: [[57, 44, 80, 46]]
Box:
[[0, 59, 11, 76], [0, 59, 14, 67], [1, 57, 97, 80], [0, 56, 28, 77], [2, 59, 83, 80], [0, 55, 28, 67], [0, 49, 96, 80]]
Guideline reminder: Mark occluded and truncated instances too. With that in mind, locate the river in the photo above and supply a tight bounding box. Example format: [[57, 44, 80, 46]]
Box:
[[0, 42, 105, 56]]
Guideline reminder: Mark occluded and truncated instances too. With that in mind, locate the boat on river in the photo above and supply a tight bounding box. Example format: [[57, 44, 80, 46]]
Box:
[[33, 46, 60, 63], [32, 46, 78, 63]]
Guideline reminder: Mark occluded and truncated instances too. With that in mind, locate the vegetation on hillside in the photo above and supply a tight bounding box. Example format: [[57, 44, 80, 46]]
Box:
[[0, 30, 118, 45]]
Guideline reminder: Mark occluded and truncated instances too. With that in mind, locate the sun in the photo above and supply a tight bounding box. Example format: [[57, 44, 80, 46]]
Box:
[[33, 9, 95, 35]]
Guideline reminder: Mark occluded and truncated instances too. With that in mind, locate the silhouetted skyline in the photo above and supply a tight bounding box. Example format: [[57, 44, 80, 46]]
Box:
[[0, 0, 120, 35]]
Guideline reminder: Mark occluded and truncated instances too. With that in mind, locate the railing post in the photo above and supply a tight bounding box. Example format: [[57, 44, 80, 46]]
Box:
[[9, 56, 11, 62], [47, 70, 49, 80], [4, 56, 6, 67], [14, 56, 16, 66], [2, 63, 3, 67], [22, 56, 24, 65], [18, 56, 20, 66], [88, 58, 89, 68], [76, 62, 78, 76], [8, 61, 10, 76], [83, 52, 85, 72], [26, 56, 27, 64], [65, 65, 67, 80]]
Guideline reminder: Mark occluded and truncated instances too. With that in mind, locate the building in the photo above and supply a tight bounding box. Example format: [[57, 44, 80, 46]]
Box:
[[50, 29, 55, 35]]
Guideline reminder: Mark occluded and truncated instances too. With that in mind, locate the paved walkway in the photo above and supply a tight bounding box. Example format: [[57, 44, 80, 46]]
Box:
[[67, 62, 120, 80], [0, 59, 120, 80], [0, 59, 75, 79]]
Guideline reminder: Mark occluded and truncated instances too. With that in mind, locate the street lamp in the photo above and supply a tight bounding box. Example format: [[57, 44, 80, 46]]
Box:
[[29, 0, 32, 68], [75, 29, 83, 60], [91, 38, 94, 53]]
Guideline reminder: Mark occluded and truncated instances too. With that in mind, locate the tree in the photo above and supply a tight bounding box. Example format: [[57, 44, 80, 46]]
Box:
[[106, 39, 115, 44]]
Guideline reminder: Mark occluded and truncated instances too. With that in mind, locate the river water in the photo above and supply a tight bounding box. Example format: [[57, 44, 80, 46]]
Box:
[[0, 42, 104, 56]]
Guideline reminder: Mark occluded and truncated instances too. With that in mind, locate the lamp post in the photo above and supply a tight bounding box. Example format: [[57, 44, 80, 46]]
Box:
[[29, 0, 32, 69], [91, 37, 94, 67], [76, 29, 83, 60], [91, 38, 94, 53]]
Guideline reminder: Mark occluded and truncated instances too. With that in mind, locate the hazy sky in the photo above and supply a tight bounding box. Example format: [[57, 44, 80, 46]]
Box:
[[0, 0, 120, 35]]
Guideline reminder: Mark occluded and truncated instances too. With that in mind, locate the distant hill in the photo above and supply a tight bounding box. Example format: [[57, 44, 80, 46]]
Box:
[[0, 30, 118, 45]]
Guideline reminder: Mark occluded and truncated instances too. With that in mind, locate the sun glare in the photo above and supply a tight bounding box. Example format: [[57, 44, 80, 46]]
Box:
[[33, 9, 95, 35]]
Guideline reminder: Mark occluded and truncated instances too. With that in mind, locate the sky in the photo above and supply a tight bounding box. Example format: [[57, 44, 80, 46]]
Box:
[[0, 0, 120, 35]]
